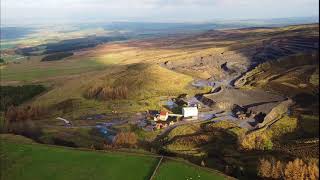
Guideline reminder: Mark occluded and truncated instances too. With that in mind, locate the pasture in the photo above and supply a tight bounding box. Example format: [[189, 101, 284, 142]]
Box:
[[154, 160, 226, 180], [1, 140, 158, 180], [0, 136, 227, 180]]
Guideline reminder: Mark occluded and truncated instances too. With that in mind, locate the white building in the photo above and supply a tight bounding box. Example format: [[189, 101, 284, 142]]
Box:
[[182, 107, 198, 118]]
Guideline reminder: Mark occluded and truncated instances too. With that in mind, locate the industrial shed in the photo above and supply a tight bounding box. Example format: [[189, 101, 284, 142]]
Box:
[[182, 107, 198, 118]]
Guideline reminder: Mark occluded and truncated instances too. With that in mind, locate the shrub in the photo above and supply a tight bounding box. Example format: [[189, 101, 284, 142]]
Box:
[[5, 105, 47, 123], [173, 134, 210, 147], [270, 116, 298, 138], [113, 132, 137, 148], [240, 132, 273, 150], [299, 115, 319, 136], [241, 115, 298, 151], [8, 120, 43, 140]]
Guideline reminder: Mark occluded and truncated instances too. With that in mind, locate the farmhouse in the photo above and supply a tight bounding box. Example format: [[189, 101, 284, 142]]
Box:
[[159, 111, 169, 121], [182, 107, 198, 118]]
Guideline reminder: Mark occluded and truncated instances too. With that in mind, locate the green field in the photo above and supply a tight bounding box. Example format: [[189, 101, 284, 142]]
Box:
[[154, 160, 226, 180], [0, 141, 157, 180], [0, 58, 106, 82], [0, 139, 226, 180]]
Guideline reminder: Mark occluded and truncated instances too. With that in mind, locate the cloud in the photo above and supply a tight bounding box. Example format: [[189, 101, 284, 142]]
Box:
[[1, 0, 319, 25]]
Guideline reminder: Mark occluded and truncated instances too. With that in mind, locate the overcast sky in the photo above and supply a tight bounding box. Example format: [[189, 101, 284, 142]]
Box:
[[1, 0, 319, 26]]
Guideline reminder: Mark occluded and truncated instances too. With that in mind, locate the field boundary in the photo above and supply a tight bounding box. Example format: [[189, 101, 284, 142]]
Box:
[[149, 156, 163, 180], [1, 137, 234, 179], [164, 156, 237, 180], [1, 136, 161, 158]]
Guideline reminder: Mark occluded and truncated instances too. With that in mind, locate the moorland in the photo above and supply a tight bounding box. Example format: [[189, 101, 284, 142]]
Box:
[[0, 21, 319, 179]]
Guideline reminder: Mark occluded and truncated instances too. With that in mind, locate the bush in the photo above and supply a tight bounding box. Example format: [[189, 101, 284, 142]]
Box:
[[8, 121, 43, 140], [113, 132, 138, 148], [269, 116, 298, 138], [5, 105, 47, 123], [173, 134, 210, 147], [299, 115, 319, 136], [4, 106, 45, 141], [0, 113, 5, 133], [241, 115, 298, 151], [240, 132, 273, 150]]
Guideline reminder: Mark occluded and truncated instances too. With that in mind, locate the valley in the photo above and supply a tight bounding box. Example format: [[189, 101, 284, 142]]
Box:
[[1, 23, 319, 179]]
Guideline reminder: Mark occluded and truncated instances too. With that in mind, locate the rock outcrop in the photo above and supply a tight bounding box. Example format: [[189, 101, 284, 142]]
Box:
[[257, 99, 294, 128]]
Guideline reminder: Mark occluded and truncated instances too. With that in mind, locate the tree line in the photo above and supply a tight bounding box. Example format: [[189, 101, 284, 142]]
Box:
[[0, 85, 46, 111], [258, 158, 319, 180], [84, 85, 129, 100]]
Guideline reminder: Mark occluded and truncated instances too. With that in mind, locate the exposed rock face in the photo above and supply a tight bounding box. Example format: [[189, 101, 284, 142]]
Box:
[[253, 112, 266, 123], [196, 95, 216, 107], [221, 62, 229, 72], [211, 86, 222, 94], [234, 67, 262, 88], [257, 99, 294, 128], [215, 102, 233, 111], [231, 104, 247, 117], [234, 53, 319, 91]]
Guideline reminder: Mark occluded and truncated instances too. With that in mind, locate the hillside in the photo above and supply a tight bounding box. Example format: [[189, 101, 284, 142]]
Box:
[[235, 52, 319, 96], [32, 63, 199, 116], [235, 52, 319, 123], [0, 23, 319, 180], [1, 24, 318, 85]]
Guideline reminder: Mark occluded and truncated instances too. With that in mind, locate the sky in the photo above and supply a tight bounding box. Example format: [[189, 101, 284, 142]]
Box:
[[1, 0, 319, 26]]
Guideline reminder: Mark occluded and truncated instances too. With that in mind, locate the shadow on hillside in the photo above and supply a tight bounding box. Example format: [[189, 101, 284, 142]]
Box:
[[156, 121, 304, 179], [123, 25, 319, 67]]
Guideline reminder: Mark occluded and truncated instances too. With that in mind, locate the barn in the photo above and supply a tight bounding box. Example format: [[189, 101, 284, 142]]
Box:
[[182, 107, 198, 118]]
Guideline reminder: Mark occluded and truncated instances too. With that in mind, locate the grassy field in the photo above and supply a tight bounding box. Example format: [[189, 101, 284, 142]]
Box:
[[1, 141, 157, 180], [0, 136, 227, 180], [0, 26, 110, 50], [0, 57, 107, 83], [154, 160, 226, 180]]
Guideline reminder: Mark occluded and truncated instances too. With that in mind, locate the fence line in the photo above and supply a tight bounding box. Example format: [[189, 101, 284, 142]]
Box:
[[149, 156, 164, 180]]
